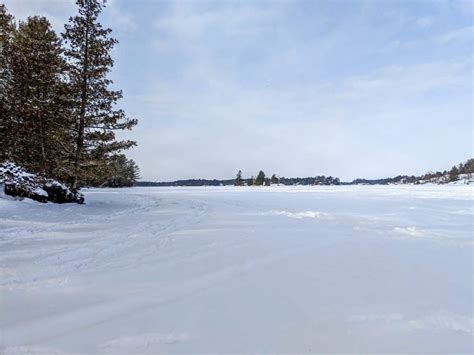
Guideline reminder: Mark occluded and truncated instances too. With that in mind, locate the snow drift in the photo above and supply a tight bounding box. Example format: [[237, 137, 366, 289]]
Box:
[[0, 162, 83, 204]]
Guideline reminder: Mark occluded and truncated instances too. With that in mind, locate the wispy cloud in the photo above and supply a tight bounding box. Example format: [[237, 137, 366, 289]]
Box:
[[437, 26, 473, 44], [4, 0, 74, 30], [154, 1, 285, 40], [415, 16, 433, 28]]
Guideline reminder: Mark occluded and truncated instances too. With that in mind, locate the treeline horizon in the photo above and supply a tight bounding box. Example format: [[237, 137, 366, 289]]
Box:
[[137, 158, 474, 187]]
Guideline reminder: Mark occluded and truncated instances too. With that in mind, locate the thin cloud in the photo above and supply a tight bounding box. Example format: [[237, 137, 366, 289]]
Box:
[[415, 16, 433, 28], [437, 26, 473, 43]]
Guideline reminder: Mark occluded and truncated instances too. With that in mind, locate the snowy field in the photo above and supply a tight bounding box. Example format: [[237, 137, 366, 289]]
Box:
[[1, 185, 473, 354]]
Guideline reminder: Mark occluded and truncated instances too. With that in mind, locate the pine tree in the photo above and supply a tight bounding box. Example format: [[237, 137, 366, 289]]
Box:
[[127, 158, 140, 185], [449, 165, 459, 182], [62, 0, 137, 191], [463, 159, 474, 174], [234, 170, 243, 186], [104, 154, 140, 187], [7, 16, 71, 177], [0, 5, 15, 162], [255, 170, 265, 186], [270, 174, 279, 184]]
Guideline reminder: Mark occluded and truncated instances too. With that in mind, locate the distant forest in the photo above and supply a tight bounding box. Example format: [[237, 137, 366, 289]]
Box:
[[138, 159, 474, 187]]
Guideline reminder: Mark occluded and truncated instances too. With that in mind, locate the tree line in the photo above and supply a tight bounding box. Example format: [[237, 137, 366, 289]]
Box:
[[234, 170, 341, 186], [351, 158, 474, 185], [421, 158, 474, 183], [136, 159, 472, 187], [0, 0, 139, 191], [136, 171, 341, 187]]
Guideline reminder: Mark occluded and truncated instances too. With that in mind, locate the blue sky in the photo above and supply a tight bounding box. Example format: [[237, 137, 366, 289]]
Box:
[[6, 0, 473, 181]]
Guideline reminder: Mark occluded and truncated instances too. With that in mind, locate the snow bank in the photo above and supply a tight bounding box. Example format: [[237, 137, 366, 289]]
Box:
[[0, 162, 84, 203], [264, 210, 333, 219]]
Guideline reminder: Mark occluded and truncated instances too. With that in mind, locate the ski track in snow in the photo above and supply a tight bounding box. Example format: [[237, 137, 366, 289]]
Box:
[[0, 185, 473, 353]]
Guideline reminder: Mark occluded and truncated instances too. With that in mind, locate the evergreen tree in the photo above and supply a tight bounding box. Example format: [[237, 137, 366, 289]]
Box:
[[127, 158, 140, 185], [62, 0, 137, 191], [7, 16, 71, 178], [255, 170, 265, 186], [0, 5, 15, 162], [104, 154, 140, 187], [463, 159, 474, 174], [449, 165, 459, 182], [270, 173, 279, 184], [234, 170, 243, 186]]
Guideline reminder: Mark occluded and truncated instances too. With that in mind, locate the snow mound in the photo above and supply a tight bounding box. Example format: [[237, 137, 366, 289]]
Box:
[[0, 161, 84, 204], [266, 210, 332, 219], [393, 226, 426, 237], [100, 332, 190, 351]]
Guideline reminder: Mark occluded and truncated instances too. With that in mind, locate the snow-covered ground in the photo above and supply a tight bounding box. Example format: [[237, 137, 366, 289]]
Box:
[[1, 185, 473, 354]]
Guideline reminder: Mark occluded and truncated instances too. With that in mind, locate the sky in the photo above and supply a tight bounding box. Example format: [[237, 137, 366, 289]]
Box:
[[5, 0, 473, 181]]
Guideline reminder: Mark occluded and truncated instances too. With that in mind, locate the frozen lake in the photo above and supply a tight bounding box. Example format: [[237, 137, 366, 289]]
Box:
[[1, 185, 473, 353]]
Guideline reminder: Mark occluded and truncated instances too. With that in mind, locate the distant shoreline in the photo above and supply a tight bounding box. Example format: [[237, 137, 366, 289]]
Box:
[[136, 174, 473, 187]]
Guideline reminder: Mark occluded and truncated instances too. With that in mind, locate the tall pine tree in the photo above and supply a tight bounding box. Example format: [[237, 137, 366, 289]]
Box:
[[0, 5, 15, 162], [7, 16, 71, 177], [62, 0, 137, 191]]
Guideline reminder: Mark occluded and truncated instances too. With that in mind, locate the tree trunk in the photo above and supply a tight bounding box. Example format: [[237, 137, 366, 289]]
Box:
[[39, 113, 46, 174], [71, 13, 90, 192]]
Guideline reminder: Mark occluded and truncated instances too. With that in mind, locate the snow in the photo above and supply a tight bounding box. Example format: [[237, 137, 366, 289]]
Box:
[[45, 181, 68, 190], [0, 162, 82, 204], [32, 187, 48, 197], [1, 185, 473, 353], [264, 210, 333, 219]]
